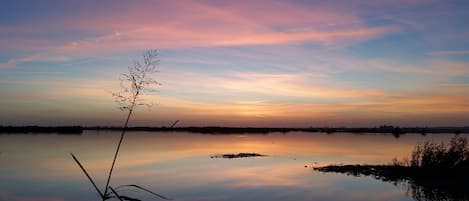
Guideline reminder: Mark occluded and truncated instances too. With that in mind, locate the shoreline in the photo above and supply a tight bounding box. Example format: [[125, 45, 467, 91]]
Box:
[[314, 164, 469, 201], [1, 125, 469, 135]]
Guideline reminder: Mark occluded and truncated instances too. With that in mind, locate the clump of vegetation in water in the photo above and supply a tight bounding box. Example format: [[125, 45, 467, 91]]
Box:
[[410, 136, 469, 169], [211, 153, 266, 159], [315, 136, 469, 201]]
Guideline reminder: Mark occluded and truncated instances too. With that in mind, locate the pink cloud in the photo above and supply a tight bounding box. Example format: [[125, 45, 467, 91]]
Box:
[[3, 0, 399, 55]]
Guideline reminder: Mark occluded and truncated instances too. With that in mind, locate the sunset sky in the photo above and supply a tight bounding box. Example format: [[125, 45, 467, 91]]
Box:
[[1, 0, 469, 127]]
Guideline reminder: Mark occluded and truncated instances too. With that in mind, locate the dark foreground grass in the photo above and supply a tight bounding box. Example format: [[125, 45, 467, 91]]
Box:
[[315, 136, 469, 201], [316, 165, 469, 201]]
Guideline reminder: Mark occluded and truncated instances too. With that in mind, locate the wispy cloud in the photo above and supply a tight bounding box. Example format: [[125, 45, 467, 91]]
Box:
[[1, 0, 469, 126], [3, 0, 399, 56], [429, 50, 469, 56], [0, 54, 71, 68]]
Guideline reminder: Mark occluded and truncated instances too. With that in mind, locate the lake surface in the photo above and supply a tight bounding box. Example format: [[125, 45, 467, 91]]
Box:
[[0, 131, 465, 201]]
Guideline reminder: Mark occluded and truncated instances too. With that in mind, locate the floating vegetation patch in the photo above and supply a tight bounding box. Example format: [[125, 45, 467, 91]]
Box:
[[211, 153, 267, 159]]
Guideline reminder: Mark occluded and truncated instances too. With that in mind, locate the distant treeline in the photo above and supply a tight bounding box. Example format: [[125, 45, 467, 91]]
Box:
[[88, 126, 469, 135], [88, 126, 318, 134], [0, 126, 83, 134], [1, 125, 469, 135]]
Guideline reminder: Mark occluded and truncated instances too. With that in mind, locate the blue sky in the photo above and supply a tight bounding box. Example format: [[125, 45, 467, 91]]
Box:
[[1, 0, 469, 126]]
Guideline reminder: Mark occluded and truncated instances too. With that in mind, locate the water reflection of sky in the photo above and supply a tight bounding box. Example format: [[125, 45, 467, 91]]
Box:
[[0, 132, 464, 201]]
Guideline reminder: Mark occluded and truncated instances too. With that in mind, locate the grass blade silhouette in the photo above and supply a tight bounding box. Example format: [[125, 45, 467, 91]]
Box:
[[116, 185, 172, 200], [169, 120, 179, 128], [70, 153, 105, 199], [103, 98, 135, 199], [109, 186, 126, 201]]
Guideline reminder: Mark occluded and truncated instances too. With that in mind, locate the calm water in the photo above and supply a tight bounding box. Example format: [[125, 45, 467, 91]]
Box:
[[0, 131, 464, 201]]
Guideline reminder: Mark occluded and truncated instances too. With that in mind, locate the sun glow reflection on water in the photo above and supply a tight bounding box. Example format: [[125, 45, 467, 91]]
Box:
[[0, 131, 463, 201]]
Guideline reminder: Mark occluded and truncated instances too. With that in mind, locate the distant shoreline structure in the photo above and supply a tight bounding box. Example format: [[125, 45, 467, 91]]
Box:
[[1, 125, 469, 135]]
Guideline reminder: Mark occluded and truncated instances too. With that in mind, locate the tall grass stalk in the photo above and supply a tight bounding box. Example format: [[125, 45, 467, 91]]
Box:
[[103, 90, 136, 200], [71, 50, 169, 200]]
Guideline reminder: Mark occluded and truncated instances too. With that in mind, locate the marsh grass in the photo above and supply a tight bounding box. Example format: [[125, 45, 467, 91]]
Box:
[[315, 136, 469, 201], [71, 50, 170, 201], [410, 136, 469, 169]]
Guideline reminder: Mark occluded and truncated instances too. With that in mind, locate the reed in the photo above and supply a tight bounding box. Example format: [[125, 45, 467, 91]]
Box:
[[410, 136, 469, 169], [71, 50, 170, 201], [315, 136, 469, 201]]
